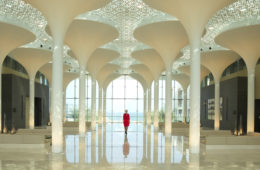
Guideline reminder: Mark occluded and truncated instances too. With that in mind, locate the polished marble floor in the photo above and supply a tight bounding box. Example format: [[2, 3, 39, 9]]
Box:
[[0, 123, 260, 170]]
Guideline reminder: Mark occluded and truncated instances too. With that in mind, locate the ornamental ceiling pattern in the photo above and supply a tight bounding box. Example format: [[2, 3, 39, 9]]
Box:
[[0, 0, 259, 74]]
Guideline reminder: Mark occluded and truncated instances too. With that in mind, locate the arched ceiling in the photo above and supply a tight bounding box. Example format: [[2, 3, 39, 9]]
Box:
[[0, 0, 259, 82]]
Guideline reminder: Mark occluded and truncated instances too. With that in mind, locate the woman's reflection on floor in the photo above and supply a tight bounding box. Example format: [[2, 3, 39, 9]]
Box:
[[123, 135, 130, 158], [64, 123, 190, 165]]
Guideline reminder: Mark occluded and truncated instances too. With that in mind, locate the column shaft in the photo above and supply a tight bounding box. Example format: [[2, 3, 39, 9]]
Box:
[[49, 87, 52, 124], [79, 67, 86, 135], [0, 65, 2, 131], [143, 90, 147, 124], [98, 87, 103, 124], [183, 88, 187, 123], [165, 68, 172, 137], [189, 39, 201, 154], [29, 76, 35, 129], [51, 38, 64, 153], [214, 80, 220, 130], [91, 77, 96, 130], [147, 88, 151, 124], [103, 88, 106, 123], [63, 91, 66, 122], [247, 68, 255, 133], [154, 79, 159, 128]]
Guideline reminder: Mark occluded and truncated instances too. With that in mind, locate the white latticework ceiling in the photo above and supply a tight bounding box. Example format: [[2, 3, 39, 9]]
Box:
[[0, 0, 260, 74]]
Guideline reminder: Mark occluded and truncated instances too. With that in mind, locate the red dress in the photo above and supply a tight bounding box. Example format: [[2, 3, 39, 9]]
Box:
[[123, 113, 130, 127]]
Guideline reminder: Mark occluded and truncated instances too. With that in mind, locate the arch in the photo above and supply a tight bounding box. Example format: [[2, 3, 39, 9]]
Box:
[[65, 74, 93, 122], [105, 75, 144, 123]]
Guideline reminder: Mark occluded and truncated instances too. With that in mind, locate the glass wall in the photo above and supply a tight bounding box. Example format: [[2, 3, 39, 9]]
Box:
[[65, 74, 191, 123], [65, 75, 93, 122], [106, 76, 144, 123], [152, 75, 190, 123]]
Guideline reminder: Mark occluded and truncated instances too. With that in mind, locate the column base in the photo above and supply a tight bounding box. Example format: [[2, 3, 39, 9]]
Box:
[[189, 146, 200, 154], [52, 145, 63, 154]]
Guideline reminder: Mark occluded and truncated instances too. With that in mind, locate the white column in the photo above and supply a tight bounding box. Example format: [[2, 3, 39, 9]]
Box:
[[0, 64, 2, 132], [143, 89, 147, 124], [51, 38, 64, 153], [147, 87, 152, 124], [79, 66, 86, 135], [214, 78, 220, 130], [98, 87, 103, 125], [63, 91, 66, 122], [49, 87, 52, 124], [247, 67, 255, 133], [189, 38, 201, 154], [29, 76, 35, 129], [183, 88, 187, 123], [103, 88, 106, 123], [165, 68, 172, 137], [154, 79, 159, 128], [91, 76, 96, 130]]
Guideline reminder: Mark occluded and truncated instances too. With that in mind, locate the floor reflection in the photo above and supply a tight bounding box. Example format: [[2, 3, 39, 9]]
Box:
[[1, 123, 260, 169], [64, 123, 188, 165]]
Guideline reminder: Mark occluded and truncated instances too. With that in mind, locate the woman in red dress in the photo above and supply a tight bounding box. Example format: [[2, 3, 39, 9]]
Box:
[[123, 109, 130, 135]]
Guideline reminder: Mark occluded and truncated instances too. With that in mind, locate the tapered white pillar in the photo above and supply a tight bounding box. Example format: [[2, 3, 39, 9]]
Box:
[[79, 66, 86, 135], [0, 65, 2, 132], [154, 79, 159, 128], [29, 76, 35, 129], [98, 87, 103, 124], [103, 88, 106, 123], [247, 67, 255, 133], [183, 88, 187, 123], [91, 76, 97, 130], [52, 38, 64, 153], [49, 87, 52, 124], [214, 78, 220, 130], [143, 90, 147, 124], [165, 68, 172, 137], [189, 38, 201, 154], [26, 0, 111, 155], [63, 91, 66, 122], [215, 25, 260, 133], [200, 51, 239, 130], [147, 87, 152, 124]]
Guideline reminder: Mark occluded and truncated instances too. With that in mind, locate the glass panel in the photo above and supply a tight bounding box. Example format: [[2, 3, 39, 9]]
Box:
[[75, 79, 79, 98], [66, 81, 75, 99], [125, 78, 138, 98], [66, 99, 75, 122], [113, 77, 124, 99]]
